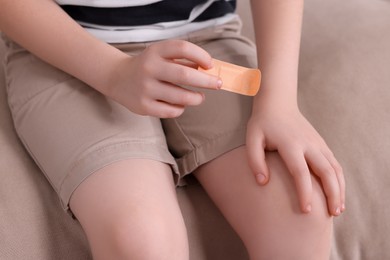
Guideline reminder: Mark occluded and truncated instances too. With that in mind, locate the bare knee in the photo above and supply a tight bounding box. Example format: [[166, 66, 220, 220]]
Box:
[[252, 191, 332, 259], [89, 214, 189, 260], [69, 159, 189, 260], [246, 153, 333, 260], [195, 148, 332, 260]]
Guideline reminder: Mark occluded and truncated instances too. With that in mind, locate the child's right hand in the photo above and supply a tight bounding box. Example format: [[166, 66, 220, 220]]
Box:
[[105, 40, 222, 118]]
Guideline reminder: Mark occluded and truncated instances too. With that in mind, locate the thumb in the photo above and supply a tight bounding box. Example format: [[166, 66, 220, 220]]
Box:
[[246, 130, 270, 185]]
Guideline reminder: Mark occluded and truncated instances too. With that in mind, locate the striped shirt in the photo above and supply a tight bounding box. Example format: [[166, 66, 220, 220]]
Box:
[[56, 0, 237, 43]]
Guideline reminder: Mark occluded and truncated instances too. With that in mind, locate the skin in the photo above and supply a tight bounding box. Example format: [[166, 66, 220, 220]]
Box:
[[247, 0, 345, 216], [0, 0, 346, 258]]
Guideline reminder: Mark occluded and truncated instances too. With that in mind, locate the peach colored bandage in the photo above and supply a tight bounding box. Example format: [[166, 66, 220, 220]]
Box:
[[199, 58, 261, 96]]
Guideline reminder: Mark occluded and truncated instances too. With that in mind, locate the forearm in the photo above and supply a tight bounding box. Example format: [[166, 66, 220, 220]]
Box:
[[250, 0, 304, 106], [0, 0, 127, 95]]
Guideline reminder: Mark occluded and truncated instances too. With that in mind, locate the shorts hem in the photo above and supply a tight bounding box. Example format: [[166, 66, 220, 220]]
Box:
[[176, 127, 247, 185], [59, 141, 178, 215]]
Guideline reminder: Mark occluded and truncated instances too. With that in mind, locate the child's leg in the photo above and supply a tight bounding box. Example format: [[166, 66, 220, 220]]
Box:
[[194, 146, 332, 260], [69, 159, 189, 260]]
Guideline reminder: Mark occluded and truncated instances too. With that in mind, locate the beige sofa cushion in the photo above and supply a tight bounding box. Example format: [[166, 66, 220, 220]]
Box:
[[300, 0, 390, 259]]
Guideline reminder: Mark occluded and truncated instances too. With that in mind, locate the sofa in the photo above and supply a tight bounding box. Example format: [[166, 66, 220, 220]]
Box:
[[1, 0, 390, 259]]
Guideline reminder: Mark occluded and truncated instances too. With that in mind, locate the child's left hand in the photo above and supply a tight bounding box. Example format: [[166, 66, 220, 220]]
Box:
[[246, 101, 346, 216]]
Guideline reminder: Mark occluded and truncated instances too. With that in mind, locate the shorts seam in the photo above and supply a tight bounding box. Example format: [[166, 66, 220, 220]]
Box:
[[170, 118, 197, 158], [10, 76, 75, 114]]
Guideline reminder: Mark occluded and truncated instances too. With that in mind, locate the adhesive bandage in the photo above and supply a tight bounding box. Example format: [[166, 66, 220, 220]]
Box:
[[199, 58, 261, 96]]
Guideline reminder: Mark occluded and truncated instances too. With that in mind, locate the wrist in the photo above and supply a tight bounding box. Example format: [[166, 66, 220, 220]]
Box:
[[79, 44, 131, 98], [254, 84, 298, 109]]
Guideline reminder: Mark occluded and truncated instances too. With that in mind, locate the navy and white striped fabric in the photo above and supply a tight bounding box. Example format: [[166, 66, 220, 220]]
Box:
[[56, 0, 237, 43]]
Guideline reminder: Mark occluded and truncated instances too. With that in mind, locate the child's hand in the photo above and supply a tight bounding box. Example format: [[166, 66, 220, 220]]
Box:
[[246, 102, 346, 216], [106, 40, 221, 118]]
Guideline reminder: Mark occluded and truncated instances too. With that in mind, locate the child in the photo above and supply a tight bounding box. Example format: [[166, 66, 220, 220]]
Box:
[[0, 0, 345, 259]]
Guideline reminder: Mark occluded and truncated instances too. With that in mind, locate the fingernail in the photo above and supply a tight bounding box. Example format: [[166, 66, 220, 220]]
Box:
[[341, 204, 346, 212], [305, 204, 312, 213], [335, 207, 341, 216], [217, 79, 223, 89], [255, 173, 266, 185], [199, 92, 206, 101]]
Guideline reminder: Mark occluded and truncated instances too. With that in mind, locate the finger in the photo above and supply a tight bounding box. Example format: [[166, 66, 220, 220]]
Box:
[[173, 59, 198, 69], [279, 148, 313, 213], [157, 61, 221, 90], [151, 82, 205, 107], [246, 129, 269, 185], [146, 100, 185, 118], [322, 149, 346, 212], [157, 40, 213, 69], [305, 149, 341, 216]]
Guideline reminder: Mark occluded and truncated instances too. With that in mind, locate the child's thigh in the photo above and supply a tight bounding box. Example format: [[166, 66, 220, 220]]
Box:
[[70, 159, 188, 260], [194, 146, 332, 259]]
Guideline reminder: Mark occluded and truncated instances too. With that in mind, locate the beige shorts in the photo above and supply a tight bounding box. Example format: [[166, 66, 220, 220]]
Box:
[[2, 18, 256, 213]]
